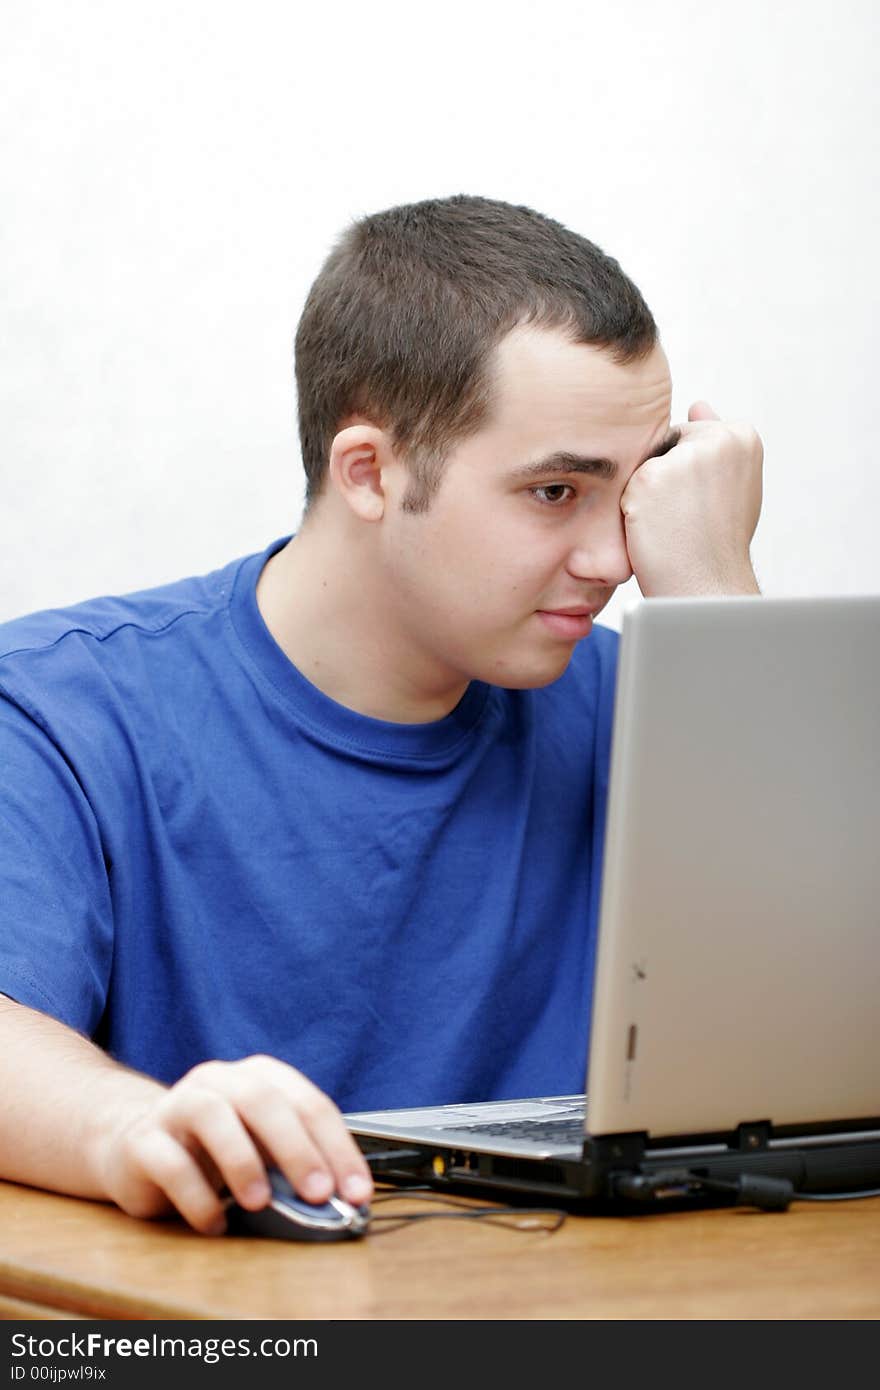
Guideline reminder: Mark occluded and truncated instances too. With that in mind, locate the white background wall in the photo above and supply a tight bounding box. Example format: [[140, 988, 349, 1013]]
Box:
[[2, 0, 878, 628]]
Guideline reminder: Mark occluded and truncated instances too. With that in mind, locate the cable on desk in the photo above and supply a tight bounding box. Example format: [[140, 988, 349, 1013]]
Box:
[[366, 1189, 566, 1236]]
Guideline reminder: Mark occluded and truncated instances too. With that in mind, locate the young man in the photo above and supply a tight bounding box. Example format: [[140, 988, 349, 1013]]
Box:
[[0, 195, 762, 1235]]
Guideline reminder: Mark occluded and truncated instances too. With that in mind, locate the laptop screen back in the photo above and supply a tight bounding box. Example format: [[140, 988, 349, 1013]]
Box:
[[585, 596, 880, 1139]]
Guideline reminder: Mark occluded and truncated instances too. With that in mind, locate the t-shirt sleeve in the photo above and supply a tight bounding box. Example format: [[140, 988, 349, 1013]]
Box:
[[0, 691, 113, 1033]]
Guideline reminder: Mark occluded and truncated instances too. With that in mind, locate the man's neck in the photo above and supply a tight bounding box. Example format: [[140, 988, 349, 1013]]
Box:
[[255, 523, 470, 724]]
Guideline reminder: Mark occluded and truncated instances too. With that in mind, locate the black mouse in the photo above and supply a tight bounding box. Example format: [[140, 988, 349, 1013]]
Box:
[[226, 1167, 370, 1242]]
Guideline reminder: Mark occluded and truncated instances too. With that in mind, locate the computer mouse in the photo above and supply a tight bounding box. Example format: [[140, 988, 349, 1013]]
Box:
[[225, 1167, 370, 1242]]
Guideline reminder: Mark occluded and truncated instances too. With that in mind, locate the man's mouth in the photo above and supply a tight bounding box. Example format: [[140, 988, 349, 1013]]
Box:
[[536, 608, 595, 640], [542, 605, 595, 617]]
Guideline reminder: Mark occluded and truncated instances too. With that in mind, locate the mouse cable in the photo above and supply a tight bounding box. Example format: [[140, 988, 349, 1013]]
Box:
[[366, 1189, 566, 1236]]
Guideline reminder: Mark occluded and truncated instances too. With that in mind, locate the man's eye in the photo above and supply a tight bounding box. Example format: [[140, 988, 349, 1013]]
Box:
[[530, 484, 574, 505]]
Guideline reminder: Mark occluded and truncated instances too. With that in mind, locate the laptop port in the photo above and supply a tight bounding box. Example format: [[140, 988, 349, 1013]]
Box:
[[448, 1150, 477, 1173]]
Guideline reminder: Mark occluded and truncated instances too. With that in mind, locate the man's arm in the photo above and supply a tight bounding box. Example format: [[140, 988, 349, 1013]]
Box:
[[621, 400, 763, 597], [0, 996, 373, 1234]]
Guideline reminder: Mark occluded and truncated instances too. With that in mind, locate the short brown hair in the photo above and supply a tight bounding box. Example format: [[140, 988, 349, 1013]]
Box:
[[295, 194, 657, 513]]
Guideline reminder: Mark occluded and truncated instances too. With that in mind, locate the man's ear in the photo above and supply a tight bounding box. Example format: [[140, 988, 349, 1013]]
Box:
[[328, 424, 395, 522]]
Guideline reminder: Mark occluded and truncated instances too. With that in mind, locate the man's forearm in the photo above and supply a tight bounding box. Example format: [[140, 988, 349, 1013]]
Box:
[[0, 996, 375, 1232], [0, 996, 165, 1200]]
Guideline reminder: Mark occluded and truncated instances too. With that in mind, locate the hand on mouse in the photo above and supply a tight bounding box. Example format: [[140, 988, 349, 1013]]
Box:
[[97, 1054, 373, 1235], [620, 401, 763, 597]]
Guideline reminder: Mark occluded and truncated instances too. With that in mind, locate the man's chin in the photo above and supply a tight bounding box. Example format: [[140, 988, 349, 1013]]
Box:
[[482, 647, 579, 691]]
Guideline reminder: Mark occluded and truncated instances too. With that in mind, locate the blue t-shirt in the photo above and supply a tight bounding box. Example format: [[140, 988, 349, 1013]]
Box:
[[0, 536, 619, 1109]]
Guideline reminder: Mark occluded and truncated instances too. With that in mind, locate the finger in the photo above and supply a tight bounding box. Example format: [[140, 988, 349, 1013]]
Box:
[[129, 1128, 229, 1235], [687, 400, 720, 421], [293, 1086, 374, 1206], [237, 1073, 373, 1206], [164, 1088, 272, 1211], [236, 1090, 340, 1203]]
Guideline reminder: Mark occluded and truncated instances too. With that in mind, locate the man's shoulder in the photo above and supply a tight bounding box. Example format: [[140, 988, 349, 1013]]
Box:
[[0, 544, 272, 724], [0, 548, 254, 671]]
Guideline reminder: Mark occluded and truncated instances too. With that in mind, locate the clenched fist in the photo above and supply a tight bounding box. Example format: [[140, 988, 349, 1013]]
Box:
[[621, 401, 763, 597]]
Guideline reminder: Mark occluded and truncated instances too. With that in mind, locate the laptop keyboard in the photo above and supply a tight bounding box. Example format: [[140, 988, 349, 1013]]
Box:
[[439, 1117, 584, 1146]]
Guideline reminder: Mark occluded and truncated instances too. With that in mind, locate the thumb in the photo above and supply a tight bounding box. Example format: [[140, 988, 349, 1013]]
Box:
[[688, 399, 720, 422]]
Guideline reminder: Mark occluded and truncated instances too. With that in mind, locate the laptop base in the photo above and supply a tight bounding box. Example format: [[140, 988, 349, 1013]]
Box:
[[357, 1121, 880, 1214]]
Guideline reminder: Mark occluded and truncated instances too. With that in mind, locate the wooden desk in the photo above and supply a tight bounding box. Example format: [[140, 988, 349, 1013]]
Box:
[[1, 1180, 878, 1320]]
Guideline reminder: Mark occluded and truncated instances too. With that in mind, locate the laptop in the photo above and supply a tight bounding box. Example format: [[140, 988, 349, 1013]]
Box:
[[345, 596, 880, 1211]]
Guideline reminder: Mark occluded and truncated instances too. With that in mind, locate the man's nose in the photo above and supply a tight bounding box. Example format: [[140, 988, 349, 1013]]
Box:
[[566, 512, 633, 588]]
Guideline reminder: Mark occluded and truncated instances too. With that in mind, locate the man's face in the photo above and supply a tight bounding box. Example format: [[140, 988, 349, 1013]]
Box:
[[377, 324, 674, 691]]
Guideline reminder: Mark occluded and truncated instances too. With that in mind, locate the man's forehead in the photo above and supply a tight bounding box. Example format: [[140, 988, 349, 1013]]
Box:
[[489, 324, 672, 419]]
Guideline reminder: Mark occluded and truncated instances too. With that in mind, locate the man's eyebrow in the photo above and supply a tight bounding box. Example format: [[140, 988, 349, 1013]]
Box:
[[510, 427, 682, 482]]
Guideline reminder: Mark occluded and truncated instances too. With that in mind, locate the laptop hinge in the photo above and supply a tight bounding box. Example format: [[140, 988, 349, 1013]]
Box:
[[582, 1131, 648, 1191], [735, 1119, 773, 1152]]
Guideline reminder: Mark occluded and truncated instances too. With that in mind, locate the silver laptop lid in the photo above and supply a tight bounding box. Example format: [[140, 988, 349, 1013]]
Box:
[[586, 595, 880, 1140]]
